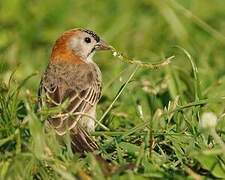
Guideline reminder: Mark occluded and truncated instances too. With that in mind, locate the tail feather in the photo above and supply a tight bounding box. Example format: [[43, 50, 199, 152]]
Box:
[[70, 125, 98, 153], [69, 125, 136, 177]]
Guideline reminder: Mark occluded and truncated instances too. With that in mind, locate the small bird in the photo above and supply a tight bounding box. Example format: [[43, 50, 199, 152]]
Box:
[[38, 28, 110, 153]]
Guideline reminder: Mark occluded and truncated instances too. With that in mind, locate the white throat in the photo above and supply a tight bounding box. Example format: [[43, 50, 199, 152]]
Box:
[[86, 51, 95, 63]]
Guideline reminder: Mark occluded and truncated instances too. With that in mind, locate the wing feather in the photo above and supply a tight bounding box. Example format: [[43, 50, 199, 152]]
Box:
[[39, 62, 101, 135]]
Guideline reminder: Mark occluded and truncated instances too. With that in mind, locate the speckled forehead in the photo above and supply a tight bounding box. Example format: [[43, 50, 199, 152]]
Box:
[[56, 28, 100, 42], [80, 29, 100, 42]]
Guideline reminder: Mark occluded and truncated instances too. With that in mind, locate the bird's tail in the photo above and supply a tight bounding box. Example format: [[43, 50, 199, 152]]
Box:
[[70, 125, 98, 153], [70, 125, 136, 177]]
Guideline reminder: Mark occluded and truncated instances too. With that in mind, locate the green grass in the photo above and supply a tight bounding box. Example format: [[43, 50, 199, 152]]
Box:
[[1, 0, 225, 179]]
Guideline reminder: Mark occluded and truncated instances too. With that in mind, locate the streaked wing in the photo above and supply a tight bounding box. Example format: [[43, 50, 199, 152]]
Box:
[[39, 62, 101, 135]]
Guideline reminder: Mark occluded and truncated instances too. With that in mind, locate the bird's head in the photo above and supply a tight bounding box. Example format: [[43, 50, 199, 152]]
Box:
[[51, 28, 110, 64]]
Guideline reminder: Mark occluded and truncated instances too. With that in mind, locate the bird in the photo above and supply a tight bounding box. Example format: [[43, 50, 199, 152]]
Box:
[[38, 28, 110, 153]]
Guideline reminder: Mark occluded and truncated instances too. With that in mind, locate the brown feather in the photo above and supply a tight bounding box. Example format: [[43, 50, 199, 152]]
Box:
[[70, 125, 98, 153], [39, 59, 101, 153], [50, 29, 84, 64]]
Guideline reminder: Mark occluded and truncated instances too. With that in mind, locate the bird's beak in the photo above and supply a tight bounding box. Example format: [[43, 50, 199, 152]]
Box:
[[95, 39, 110, 51]]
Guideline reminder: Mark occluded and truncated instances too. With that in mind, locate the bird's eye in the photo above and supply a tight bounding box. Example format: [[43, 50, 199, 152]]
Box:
[[84, 37, 91, 43]]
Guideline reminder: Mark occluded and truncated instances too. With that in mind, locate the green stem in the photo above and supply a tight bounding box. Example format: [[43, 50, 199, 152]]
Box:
[[96, 66, 139, 127]]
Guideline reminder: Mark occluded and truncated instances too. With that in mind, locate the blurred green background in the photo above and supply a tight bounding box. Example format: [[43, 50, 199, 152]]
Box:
[[1, 0, 224, 93], [1, 0, 225, 179]]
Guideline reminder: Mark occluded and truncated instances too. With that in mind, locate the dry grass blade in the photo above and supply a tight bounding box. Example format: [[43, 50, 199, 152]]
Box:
[[109, 46, 174, 69]]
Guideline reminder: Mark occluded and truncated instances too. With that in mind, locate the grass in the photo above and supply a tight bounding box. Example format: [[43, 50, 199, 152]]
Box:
[[1, 0, 225, 179]]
